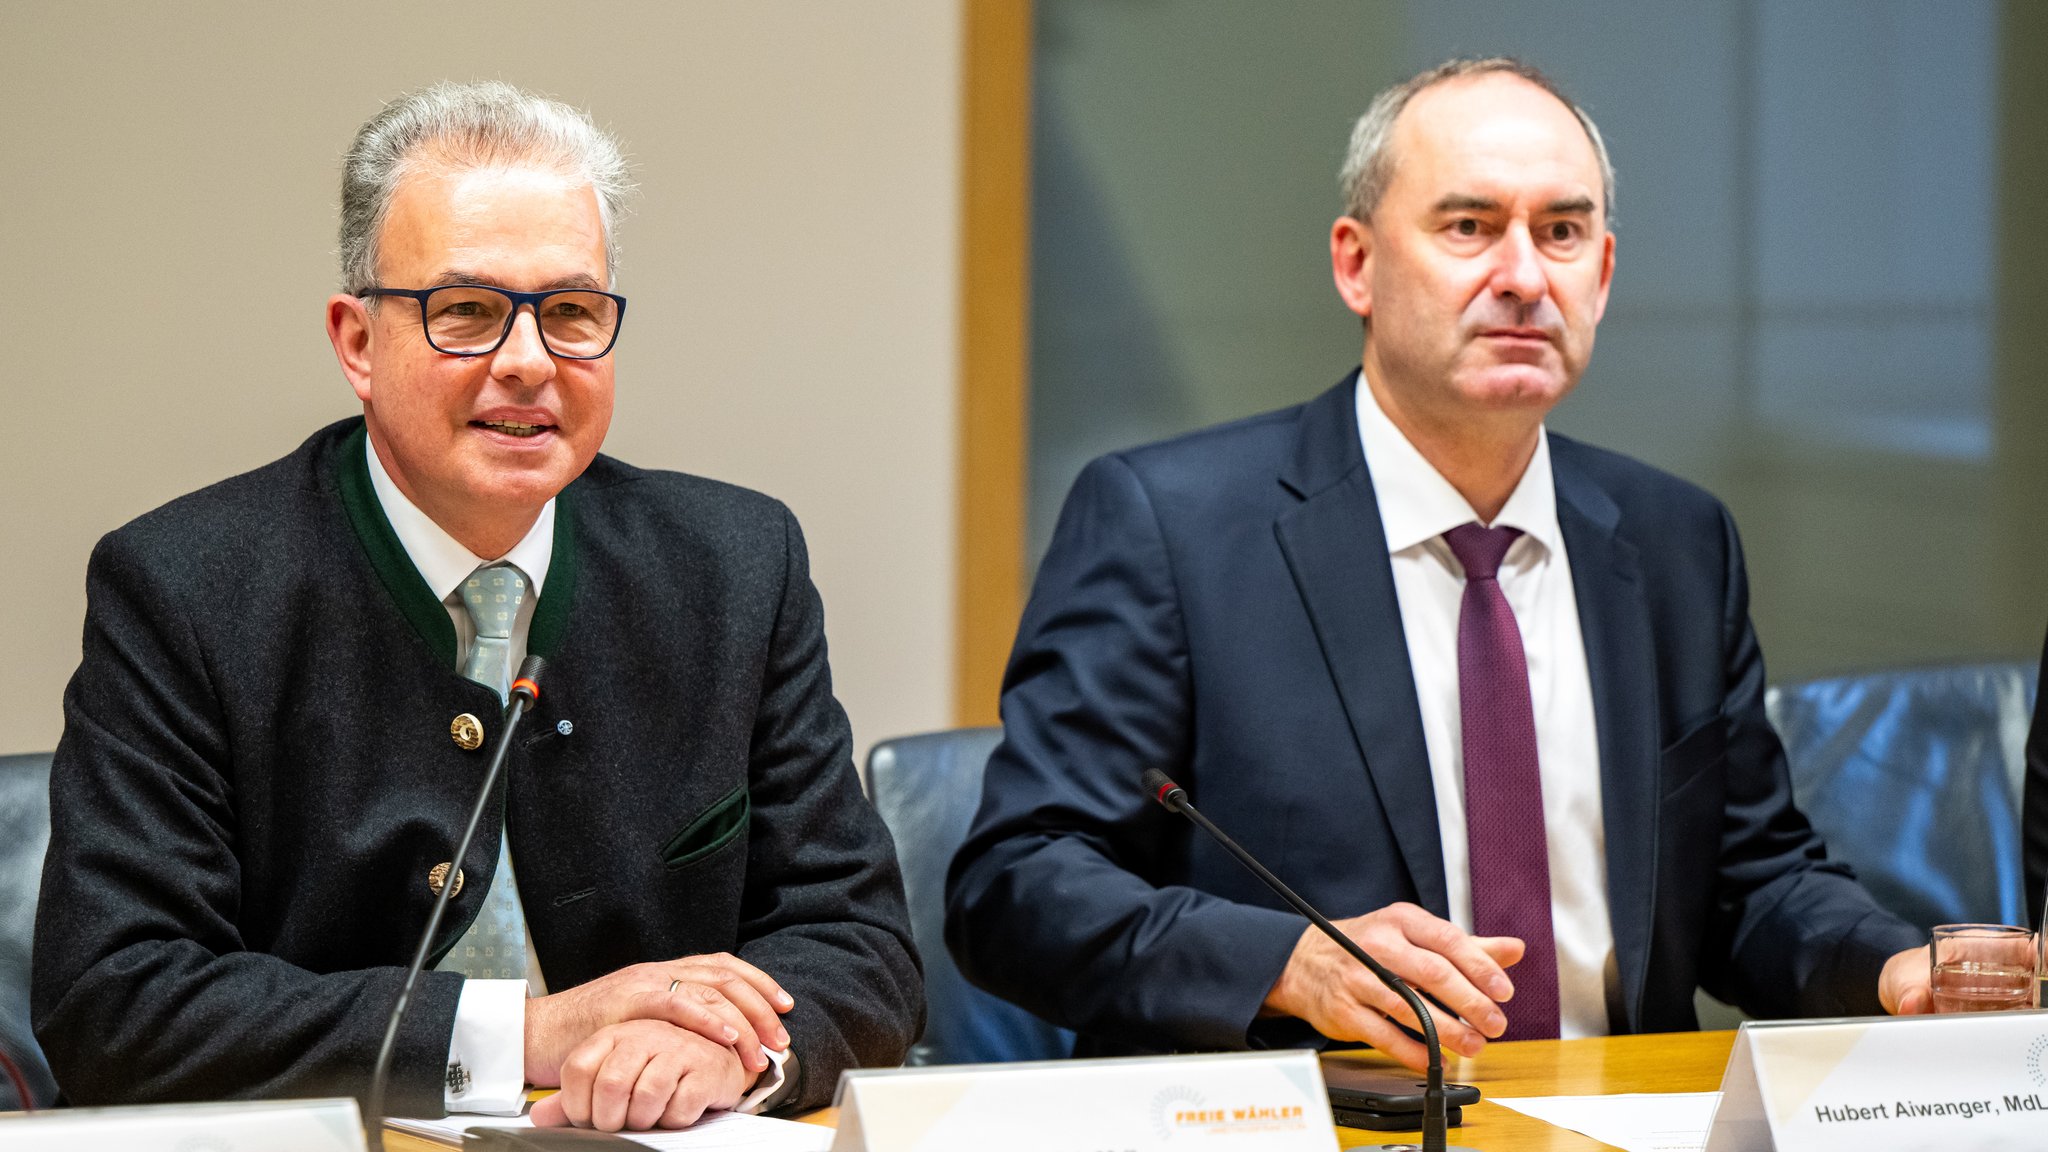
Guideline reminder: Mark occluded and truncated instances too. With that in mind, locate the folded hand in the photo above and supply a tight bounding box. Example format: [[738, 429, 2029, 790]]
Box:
[[525, 953, 793, 1088], [529, 1020, 753, 1131]]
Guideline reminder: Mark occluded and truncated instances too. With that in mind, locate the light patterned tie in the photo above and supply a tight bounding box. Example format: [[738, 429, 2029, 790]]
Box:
[[436, 563, 533, 986], [459, 564, 526, 700]]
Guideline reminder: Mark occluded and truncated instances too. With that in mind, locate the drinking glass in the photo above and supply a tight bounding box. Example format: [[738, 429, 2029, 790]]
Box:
[[1929, 924, 2036, 1013]]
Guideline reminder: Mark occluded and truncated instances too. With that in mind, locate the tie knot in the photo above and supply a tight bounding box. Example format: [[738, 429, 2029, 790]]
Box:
[[460, 563, 529, 641], [1444, 522, 1522, 582]]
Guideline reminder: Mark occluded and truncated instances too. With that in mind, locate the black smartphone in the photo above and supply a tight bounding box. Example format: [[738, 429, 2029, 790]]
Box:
[[1331, 1102, 1466, 1131], [1321, 1061, 1480, 1130]]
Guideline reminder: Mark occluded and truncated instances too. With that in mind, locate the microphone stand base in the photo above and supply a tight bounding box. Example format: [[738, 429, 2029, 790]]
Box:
[[1354, 1145, 1482, 1152]]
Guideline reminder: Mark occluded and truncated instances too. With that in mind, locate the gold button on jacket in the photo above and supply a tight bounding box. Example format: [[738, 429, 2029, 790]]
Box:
[[450, 713, 484, 750], [427, 862, 464, 898]]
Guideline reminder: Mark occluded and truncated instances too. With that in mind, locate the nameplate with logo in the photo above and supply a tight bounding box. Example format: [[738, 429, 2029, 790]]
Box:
[[0, 1097, 365, 1151], [830, 1050, 1338, 1152], [1703, 1011, 2048, 1151]]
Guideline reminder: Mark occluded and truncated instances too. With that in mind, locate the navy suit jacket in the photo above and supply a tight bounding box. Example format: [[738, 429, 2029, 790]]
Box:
[[946, 374, 1919, 1055]]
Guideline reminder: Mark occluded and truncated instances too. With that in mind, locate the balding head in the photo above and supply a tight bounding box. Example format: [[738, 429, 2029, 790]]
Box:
[[1340, 57, 1614, 230]]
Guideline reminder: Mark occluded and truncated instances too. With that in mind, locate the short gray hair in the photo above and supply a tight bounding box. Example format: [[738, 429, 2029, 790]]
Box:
[[338, 80, 634, 295], [1339, 57, 1616, 228]]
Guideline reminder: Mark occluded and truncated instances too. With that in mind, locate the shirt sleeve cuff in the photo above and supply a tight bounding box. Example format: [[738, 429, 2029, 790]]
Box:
[[733, 1047, 797, 1114], [445, 979, 529, 1115]]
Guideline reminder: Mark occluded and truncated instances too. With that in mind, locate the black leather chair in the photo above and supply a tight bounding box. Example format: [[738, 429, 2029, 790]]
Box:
[[1768, 661, 2037, 930], [0, 752, 57, 1108], [1696, 661, 2036, 1027], [867, 728, 1074, 1065]]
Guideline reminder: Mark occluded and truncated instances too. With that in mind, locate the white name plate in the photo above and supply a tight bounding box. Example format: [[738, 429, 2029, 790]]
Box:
[[1704, 1011, 2048, 1151], [0, 1096, 366, 1151], [831, 1050, 1339, 1152]]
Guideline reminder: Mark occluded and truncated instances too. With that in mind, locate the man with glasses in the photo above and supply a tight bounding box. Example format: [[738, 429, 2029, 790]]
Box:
[[33, 82, 920, 1132]]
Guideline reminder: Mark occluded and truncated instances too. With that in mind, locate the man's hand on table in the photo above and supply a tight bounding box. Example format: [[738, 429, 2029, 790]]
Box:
[[529, 1021, 754, 1131], [1261, 901, 1524, 1070], [1879, 944, 1934, 1015], [523, 952, 793, 1089]]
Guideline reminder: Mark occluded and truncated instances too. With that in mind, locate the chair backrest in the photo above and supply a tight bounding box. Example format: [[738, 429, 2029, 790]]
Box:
[[1768, 661, 2038, 931], [867, 728, 1075, 1065], [0, 752, 58, 1108]]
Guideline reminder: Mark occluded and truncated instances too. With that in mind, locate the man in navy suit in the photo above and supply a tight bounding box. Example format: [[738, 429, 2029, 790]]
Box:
[[947, 58, 1933, 1066]]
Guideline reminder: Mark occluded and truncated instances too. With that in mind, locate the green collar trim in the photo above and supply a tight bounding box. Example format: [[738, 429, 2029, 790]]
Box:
[[337, 423, 459, 668], [529, 483, 576, 661], [335, 422, 579, 667]]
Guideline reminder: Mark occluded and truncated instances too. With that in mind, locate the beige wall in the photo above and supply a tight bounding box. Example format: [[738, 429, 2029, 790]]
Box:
[[0, 2, 961, 762]]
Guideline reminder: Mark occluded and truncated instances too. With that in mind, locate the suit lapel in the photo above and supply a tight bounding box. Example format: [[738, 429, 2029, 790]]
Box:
[[1274, 376, 1448, 915], [1552, 441, 1659, 1033]]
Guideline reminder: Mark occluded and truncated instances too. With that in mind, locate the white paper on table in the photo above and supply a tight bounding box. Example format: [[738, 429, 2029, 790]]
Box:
[[384, 1108, 833, 1151], [1490, 1092, 1721, 1152]]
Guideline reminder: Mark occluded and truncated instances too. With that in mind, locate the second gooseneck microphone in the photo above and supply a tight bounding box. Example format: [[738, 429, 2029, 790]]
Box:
[[364, 656, 547, 1151], [1142, 768, 1474, 1152]]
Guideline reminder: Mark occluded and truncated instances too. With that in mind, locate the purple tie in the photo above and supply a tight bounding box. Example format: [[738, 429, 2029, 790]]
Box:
[[1443, 522, 1560, 1041]]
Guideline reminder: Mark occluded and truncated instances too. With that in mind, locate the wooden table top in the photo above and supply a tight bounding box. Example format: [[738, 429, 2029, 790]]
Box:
[[387, 1030, 1737, 1151], [1331, 1030, 1736, 1149]]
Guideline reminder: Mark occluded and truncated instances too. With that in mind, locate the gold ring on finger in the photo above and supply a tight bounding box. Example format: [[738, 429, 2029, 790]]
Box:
[[668, 978, 683, 993]]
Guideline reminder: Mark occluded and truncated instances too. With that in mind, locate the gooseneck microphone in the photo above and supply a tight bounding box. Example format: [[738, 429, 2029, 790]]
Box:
[[1142, 769, 1475, 1152], [364, 656, 547, 1151]]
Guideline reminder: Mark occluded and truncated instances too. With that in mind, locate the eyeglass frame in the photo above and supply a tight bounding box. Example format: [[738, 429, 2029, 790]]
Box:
[[359, 284, 629, 360]]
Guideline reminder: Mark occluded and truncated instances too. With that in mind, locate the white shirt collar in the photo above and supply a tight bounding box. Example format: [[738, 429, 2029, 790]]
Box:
[[364, 434, 554, 601], [1353, 373, 1562, 558]]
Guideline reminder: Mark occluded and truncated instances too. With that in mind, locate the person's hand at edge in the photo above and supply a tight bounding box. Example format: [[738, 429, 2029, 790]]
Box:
[[1879, 945, 1933, 1015]]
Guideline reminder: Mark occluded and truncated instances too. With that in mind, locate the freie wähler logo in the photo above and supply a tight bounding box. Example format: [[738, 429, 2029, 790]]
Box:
[[1152, 1086, 1310, 1139], [1152, 1086, 1206, 1141], [2026, 1035, 2048, 1089]]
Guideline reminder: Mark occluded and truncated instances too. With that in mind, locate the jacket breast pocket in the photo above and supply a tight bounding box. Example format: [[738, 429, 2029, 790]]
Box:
[[660, 783, 750, 870], [1659, 714, 1727, 801]]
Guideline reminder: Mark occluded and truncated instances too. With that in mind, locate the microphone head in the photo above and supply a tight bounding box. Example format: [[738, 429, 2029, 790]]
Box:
[[1141, 768, 1182, 808], [510, 655, 547, 703]]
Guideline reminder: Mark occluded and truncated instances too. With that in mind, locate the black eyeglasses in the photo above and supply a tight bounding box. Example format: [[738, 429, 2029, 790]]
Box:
[[361, 285, 628, 360]]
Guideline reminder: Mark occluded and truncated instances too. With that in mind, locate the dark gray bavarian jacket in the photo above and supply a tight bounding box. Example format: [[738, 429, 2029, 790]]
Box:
[[33, 418, 922, 1117]]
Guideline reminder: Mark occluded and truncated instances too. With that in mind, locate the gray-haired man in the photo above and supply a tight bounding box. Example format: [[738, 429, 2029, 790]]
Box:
[[34, 82, 920, 1132]]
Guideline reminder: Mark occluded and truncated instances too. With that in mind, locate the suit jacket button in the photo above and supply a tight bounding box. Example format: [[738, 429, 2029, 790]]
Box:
[[451, 713, 484, 750], [428, 862, 464, 898]]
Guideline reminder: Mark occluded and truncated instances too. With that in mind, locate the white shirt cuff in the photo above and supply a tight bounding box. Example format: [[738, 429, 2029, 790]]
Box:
[[445, 979, 528, 1115], [733, 1047, 795, 1114]]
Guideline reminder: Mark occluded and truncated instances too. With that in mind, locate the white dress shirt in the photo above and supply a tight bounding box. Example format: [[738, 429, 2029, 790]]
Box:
[[1353, 380, 1617, 1038], [365, 438, 790, 1114]]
